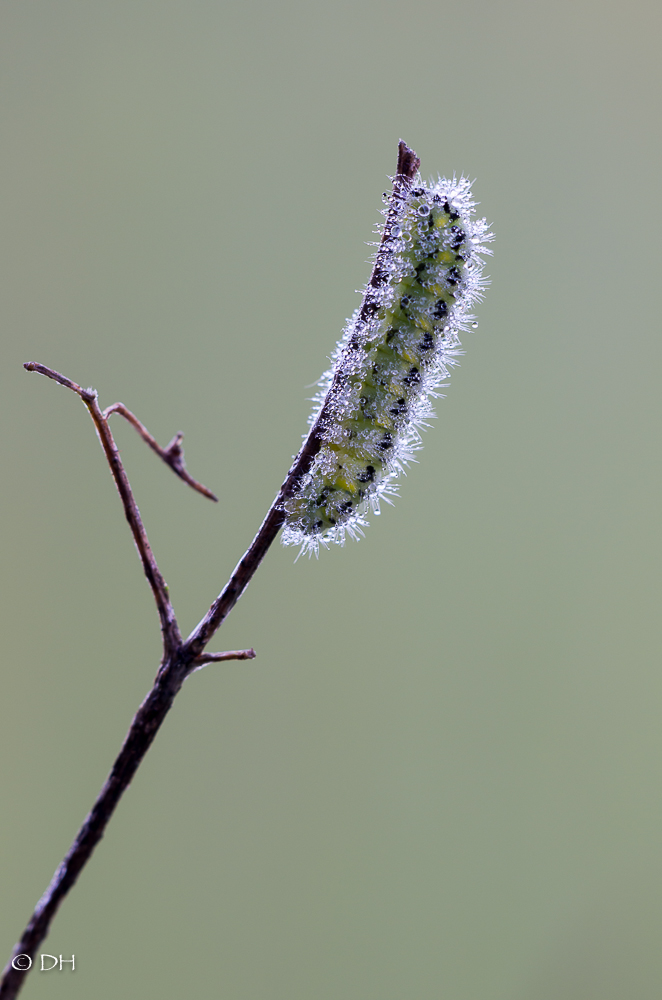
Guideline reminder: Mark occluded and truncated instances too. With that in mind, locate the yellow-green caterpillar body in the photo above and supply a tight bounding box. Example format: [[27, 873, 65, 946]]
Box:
[[281, 175, 492, 555]]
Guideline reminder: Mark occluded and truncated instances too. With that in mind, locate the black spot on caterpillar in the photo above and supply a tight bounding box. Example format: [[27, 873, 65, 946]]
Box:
[[389, 398, 407, 417], [403, 366, 421, 386], [281, 172, 493, 555]]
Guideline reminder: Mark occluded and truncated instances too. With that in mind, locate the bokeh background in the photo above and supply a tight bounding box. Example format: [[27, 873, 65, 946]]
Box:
[[1, 0, 661, 997]]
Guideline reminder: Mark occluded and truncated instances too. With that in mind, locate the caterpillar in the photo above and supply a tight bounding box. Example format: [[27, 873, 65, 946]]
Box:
[[281, 164, 493, 556]]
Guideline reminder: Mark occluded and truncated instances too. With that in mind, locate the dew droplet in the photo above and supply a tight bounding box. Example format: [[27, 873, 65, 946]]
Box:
[[471, 321, 479, 329], [391, 225, 401, 238], [417, 204, 430, 217]]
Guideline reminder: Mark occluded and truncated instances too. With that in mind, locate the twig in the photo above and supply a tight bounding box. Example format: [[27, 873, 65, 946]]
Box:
[[0, 141, 420, 1000], [103, 402, 218, 501], [194, 648, 256, 664], [190, 648, 256, 673]]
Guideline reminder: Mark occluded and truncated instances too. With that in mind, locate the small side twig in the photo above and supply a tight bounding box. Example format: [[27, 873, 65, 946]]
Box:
[[103, 402, 218, 501], [194, 648, 256, 664], [190, 648, 256, 673], [1, 141, 421, 1000]]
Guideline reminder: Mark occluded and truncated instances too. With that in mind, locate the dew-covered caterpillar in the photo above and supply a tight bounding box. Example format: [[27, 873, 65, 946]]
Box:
[[281, 145, 493, 556]]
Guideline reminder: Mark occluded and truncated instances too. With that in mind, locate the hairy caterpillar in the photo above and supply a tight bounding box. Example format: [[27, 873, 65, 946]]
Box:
[[281, 163, 493, 556]]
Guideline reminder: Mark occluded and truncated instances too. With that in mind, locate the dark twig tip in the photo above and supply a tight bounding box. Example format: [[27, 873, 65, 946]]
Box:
[[396, 140, 421, 179]]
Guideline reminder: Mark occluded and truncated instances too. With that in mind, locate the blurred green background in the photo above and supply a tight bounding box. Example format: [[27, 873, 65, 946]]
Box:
[[1, 0, 661, 997]]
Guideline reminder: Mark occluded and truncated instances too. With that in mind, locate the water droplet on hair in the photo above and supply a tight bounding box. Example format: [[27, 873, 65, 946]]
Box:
[[471, 321, 479, 329], [417, 204, 430, 217]]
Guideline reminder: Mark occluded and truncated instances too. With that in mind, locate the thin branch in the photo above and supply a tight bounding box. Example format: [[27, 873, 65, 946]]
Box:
[[0, 668, 188, 1000], [103, 402, 218, 501], [23, 362, 180, 656], [1, 142, 421, 1000], [190, 648, 256, 673], [194, 648, 256, 664]]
